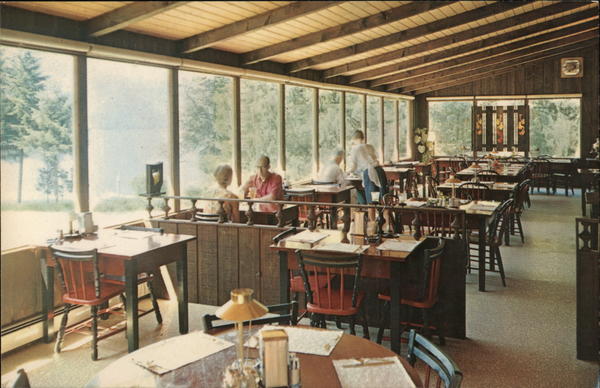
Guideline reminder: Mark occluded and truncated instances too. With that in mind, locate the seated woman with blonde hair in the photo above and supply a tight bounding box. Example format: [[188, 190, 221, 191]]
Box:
[[201, 164, 239, 222]]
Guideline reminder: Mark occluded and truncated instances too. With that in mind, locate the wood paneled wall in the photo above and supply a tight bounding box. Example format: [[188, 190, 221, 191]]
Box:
[[153, 219, 288, 306], [414, 45, 599, 156]]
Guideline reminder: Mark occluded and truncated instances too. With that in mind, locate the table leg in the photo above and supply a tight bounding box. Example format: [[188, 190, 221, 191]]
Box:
[[177, 246, 189, 335], [390, 262, 402, 354], [40, 252, 54, 343], [478, 218, 486, 292], [279, 251, 290, 304], [125, 260, 139, 352], [330, 205, 338, 230]]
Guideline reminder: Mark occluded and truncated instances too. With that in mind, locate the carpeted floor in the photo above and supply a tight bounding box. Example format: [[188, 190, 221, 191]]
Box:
[[1, 192, 598, 387]]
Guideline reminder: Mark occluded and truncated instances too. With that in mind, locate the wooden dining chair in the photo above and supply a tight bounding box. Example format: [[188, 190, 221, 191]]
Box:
[[51, 247, 126, 361], [376, 238, 446, 346], [531, 158, 552, 194], [457, 182, 491, 201], [477, 169, 500, 182], [467, 199, 513, 287], [509, 179, 531, 243], [551, 159, 576, 196], [296, 249, 369, 338], [202, 301, 298, 333], [406, 329, 463, 388]]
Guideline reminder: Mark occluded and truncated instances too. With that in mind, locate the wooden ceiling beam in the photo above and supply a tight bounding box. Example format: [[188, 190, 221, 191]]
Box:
[[397, 27, 599, 92], [356, 8, 599, 85], [86, 1, 188, 37], [408, 39, 598, 95], [241, 2, 447, 65], [324, 2, 592, 79], [286, 2, 534, 74], [379, 22, 598, 90], [181, 1, 338, 54]]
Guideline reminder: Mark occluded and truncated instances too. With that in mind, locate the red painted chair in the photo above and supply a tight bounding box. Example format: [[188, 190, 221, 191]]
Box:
[[296, 249, 369, 338], [51, 247, 126, 361], [376, 238, 446, 346]]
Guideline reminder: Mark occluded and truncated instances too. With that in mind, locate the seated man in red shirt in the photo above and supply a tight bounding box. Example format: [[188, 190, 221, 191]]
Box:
[[241, 155, 283, 211]]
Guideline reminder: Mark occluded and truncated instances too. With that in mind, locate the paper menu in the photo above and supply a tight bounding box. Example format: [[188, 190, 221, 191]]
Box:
[[247, 326, 343, 356], [376, 239, 423, 252], [313, 243, 370, 254], [284, 230, 329, 245], [333, 357, 416, 388], [405, 200, 426, 207], [131, 331, 234, 375]]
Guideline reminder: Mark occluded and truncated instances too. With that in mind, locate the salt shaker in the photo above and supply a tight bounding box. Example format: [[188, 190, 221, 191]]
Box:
[[289, 353, 301, 388]]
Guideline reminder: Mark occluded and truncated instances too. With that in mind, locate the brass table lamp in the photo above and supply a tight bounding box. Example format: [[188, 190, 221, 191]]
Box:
[[217, 288, 267, 388]]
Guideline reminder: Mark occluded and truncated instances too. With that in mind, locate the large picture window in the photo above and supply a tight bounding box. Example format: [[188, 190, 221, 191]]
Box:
[[428, 100, 472, 156], [383, 99, 397, 163], [180, 71, 233, 196], [286, 86, 314, 182], [88, 59, 169, 227], [345, 93, 363, 155], [1, 46, 74, 249], [241, 79, 279, 182], [367, 96, 382, 163], [319, 90, 341, 168], [398, 100, 410, 159], [529, 98, 580, 157]]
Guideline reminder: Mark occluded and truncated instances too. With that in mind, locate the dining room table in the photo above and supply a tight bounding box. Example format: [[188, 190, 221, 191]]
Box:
[[270, 226, 469, 354], [84, 325, 423, 388], [37, 228, 196, 353], [437, 181, 517, 202], [456, 163, 527, 183]]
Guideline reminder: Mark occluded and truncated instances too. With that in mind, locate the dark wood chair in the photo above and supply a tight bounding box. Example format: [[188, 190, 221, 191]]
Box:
[[193, 212, 220, 222], [376, 238, 446, 346], [467, 199, 513, 287], [425, 175, 439, 198], [7, 368, 31, 388], [509, 179, 531, 243], [296, 249, 369, 338], [284, 188, 324, 228], [551, 159, 576, 196], [457, 182, 491, 201], [477, 169, 500, 182], [406, 329, 463, 388], [531, 158, 552, 194], [202, 301, 298, 333], [51, 247, 126, 361]]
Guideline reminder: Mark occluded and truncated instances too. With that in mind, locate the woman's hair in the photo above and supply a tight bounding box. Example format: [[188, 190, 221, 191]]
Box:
[[352, 130, 365, 141], [213, 164, 233, 186]]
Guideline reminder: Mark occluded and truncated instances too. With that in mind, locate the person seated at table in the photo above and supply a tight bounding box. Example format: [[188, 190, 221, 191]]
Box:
[[241, 155, 283, 212], [347, 130, 386, 204], [317, 150, 347, 185], [202, 164, 239, 222]]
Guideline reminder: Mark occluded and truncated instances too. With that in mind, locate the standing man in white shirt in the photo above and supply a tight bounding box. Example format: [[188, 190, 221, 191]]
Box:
[[317, 150, 347, 185], [347, 130, 385, 204]]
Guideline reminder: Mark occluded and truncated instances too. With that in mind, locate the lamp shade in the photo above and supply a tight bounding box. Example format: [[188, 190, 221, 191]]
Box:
[[446, 175, 462, 184], [216, 288, 268, 322]]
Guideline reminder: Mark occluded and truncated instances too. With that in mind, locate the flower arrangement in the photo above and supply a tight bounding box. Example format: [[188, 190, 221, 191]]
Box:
[[414, 127, 431, 163]]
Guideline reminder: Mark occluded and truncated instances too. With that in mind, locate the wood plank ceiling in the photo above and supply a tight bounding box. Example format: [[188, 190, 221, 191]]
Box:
[[3, 1, 599, 95]]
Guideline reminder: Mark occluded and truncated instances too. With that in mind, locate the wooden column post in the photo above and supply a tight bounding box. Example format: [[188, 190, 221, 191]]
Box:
[[395, 100, 400, 161], [278, 83, 286, 174], [408, 99, 416, 161], [379, 96, 384, 163], [73, 55, 89, 212], [168, 69, 180, 211], [313, 88, 319, 175], [362, 94, 367, 142], [340, 91, 347, 168], [233, 77, 242, 187]]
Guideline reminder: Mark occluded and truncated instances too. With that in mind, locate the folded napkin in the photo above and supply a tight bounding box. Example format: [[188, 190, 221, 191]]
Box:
[[333, 357, 416, 388]]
